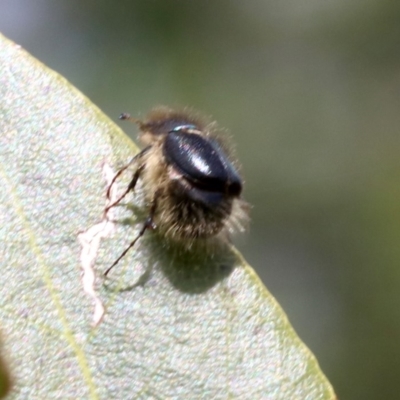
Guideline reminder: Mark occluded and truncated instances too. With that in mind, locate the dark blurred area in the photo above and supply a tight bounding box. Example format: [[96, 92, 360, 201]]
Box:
[[2, 1, 400, 398]]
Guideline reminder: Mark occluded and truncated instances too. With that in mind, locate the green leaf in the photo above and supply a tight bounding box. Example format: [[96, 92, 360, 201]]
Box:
[[0, 33, 335, 399]]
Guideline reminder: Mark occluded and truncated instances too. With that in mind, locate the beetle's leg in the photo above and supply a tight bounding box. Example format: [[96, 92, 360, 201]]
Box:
[[104, 189, 160, 277], [106, 150, 142, 200], [107, 163, 131, 201], [104, 164, 144, 217], [104, 147, 151, 216]]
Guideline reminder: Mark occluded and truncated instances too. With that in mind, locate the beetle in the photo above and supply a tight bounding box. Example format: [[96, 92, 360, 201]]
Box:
[[104, 107, 249, 276]]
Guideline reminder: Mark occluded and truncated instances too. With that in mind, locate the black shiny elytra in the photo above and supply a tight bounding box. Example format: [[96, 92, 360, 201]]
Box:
[[164, 130, 242, 199]]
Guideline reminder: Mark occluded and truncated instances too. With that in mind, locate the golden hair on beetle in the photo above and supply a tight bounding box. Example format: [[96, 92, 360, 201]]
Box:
[[105, 107, 249, 276]]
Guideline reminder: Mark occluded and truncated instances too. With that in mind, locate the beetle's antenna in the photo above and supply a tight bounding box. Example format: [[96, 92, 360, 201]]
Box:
[[119, 113, 144, 128]]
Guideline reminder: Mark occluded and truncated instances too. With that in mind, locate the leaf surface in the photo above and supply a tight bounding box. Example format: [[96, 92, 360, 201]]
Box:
[[0, 341, 11, 399], [0, 33, 335, 399]]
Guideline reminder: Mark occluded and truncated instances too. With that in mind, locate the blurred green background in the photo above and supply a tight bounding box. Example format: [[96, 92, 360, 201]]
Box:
[[2, 1, 400, 399]]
